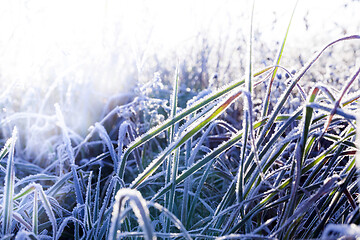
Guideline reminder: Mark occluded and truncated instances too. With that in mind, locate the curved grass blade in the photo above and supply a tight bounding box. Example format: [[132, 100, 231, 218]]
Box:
[[213, 110, 302, 231], [228, 129, 356, 235], [95, 123, 119, 173], [311, 167, 356, 237], [307, 103, 356, 120], [119, 66, 274, 178], [148, 202, 192, 240], [320, 65, 360, 139], [256, 35, 360, 150], [109, 188, 155, 240], [13, 183, 57, 239], [150, 113, 296, 203], [271, 175, 341, 238], [130, 88, 245, 189], [36, 184, 57, 239], [56, 217, 86, 240], [282, 85, 323, 225], [15, 174, 58, 188]]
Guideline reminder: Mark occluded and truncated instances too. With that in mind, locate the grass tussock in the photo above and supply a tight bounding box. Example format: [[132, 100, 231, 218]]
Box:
[[1, 2, 360, 240]]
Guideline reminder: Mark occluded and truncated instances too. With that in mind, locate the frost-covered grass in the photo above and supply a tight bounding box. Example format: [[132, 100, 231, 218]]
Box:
[[1, 2, 360, 240]]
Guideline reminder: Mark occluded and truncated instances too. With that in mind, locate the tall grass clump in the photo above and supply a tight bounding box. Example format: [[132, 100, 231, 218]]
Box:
[[0, 1, 359, 240]]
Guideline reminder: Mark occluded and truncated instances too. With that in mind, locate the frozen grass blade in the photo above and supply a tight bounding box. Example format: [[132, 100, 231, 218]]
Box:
[[55, 104, 84, 205], [117, 121, 142, 178], [148, 202, 192, 240], [13, 183, 57, 239], [109, 188, 155, 240], [271, 175, 341, 237], [93, 167, 102, 226], [167, 146, 180, 231], [56, 217, 86, 240], [84, 171, 93, 231], [283, 85, 322, 224], [94, 176, 118, 236], [151, 114, 292, 202], [0, 138, 11, 161], [245, 0, 265, 186], [181, 118, 193, 224], [130, 88, 245, 189], [32, 190, 38, 235], [256, 35, 360, 149], [2, 127, 17, 236], [237, 108, 248, 204], [238, 0, 255, 205], [119, 66, 273, 178], [165, 67, 180, 232], [320, 65, 360, 139], [37, 184, 57, 240], [95, 123, 119, 173], [307, 103, 356, 120], [14, 174, 58, 188], [186, 158, 215, 229]]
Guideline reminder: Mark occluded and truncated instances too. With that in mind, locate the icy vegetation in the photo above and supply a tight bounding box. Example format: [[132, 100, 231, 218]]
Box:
[[0, 0, 360, 239]]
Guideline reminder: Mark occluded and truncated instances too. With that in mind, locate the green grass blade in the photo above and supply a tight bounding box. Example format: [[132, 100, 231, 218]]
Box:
[[119, 67, 273, 178], [130, 89, 245, 189], [256, 35, 360, 150], [262, 0, 298, 117], [320, 65, 360, 138], [272, 175, 341, 237], [186, 158, 215, 229], [165, 67, 180, 232], [284, 86, 320, 222], [150, 126, 247, 201], [2, 127, 17, 235]]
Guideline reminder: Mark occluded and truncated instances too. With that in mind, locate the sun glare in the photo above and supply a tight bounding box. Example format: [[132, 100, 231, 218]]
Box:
[[0, 0, 357, 90]]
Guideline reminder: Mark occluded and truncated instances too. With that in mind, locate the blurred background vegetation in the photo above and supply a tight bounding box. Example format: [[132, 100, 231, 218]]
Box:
[[0, 0, 359, 162]]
